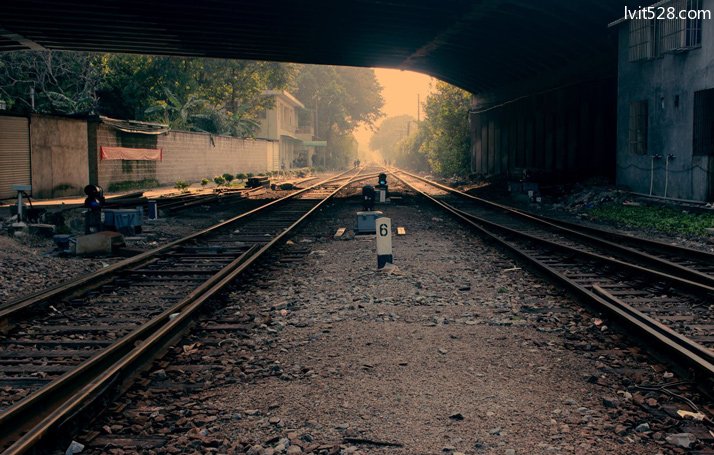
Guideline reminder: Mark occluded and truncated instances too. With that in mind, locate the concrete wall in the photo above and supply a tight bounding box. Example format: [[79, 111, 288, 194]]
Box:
[[96, 124, 278, 189], [616, 0, 714, 200], [470, 79, 616, 181], [30, 114, 89, 198]]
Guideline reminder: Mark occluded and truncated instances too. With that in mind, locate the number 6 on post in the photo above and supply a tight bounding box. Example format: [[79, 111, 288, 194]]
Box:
[[375, 217, 393, 269]]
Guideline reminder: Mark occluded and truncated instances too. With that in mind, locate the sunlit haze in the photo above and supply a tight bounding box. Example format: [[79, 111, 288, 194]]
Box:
[[355, 68, 434, 160]]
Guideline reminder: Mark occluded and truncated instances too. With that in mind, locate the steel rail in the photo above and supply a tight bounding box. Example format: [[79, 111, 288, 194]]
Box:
[[0, 169, 373, 454], [529, 213, 714, 263], [0, 167, 359, 324], [393, 169, 714, 289], [393, 171, 714, 392]]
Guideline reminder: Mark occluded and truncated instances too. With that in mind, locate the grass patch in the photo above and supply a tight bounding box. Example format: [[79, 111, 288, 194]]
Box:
[[589, 203, 714, 236], [108, 178, 160, 193]]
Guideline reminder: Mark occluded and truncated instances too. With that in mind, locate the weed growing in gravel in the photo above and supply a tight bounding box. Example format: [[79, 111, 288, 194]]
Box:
[[174, 180, 190, 192], [590, 203, 714, 236]]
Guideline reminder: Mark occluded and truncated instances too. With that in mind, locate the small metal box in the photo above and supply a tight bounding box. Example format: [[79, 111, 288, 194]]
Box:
[[355, 210, 383, 234]]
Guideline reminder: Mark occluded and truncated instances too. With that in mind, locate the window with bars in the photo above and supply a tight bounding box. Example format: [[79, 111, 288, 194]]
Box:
[[658, 0, 703, 52], [685, 0, 704, 47], [629, 101, 649, 155], [629, 18, 654, 61], [628, 0, 703, 62]]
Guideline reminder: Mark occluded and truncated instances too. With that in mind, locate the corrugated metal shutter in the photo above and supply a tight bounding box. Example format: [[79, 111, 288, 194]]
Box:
[[0, 116, 31, 199]]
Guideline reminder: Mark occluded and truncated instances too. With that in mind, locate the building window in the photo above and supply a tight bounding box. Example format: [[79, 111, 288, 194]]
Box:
[[629, 18, 654, 61], [629, 100, 649, 155], [685, 0, 703, 47], [658, 0, 703, 52], [629, 0, 702, 62], [693, 89, 714, 156]]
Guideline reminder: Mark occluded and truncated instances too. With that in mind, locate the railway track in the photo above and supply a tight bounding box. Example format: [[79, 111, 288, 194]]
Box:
[[393, 169, 714, 395], [0, 167, 375, 454]]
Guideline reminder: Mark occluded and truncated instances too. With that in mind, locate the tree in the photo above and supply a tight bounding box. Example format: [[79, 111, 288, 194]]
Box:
[[373, 81, 471, 175], [143, 87, 207, 129], [294, 65, 383, 168], [395, 127, 430, 172], [0, 50, 103, 114], [420, 81, 472, 175], [369, 115, 416, 163], [100, 55, 295, 137]]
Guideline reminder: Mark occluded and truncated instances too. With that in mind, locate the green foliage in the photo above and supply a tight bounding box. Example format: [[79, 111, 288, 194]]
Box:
[[396, 127, 430, 171], [590, 204, 714, 236], [201, 178, 210, 187], [0, 50, 384, 156], [420, 81, 472, 175], [0, 50, 296, 128], [0, 51, 103, 114], [236, 173, 247, 181], [222, 173, 234, 183], [213, 175, 226, 186], [370, 81, 471, 175], [97, 55, 295, 137], [246, 172, 254, 179], [143, 87, 207, 130], [174, 180, 190, 192], [294, 65, 383, 168], [107, 179, 160, 192]]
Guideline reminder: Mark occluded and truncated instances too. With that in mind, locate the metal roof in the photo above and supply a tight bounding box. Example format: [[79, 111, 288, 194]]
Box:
[[0, 0, 627, 96], [100, 116, 170, 135]]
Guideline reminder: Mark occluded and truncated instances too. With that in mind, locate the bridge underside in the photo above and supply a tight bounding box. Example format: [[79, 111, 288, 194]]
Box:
[[1, 0, 626, 97], [1, 0, 632, 181]]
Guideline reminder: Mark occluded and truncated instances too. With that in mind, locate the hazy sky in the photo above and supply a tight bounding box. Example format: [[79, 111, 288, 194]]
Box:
[[355, 68, 434, 157]]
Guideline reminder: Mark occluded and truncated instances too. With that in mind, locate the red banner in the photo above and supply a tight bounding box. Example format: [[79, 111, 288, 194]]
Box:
[[100, 146, 162, 161]]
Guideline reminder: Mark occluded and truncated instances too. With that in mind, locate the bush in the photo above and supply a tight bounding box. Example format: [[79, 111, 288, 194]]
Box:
[[213, 175, 226, 186], [236, 173, 247, 181], [201, 178, 210, 187], [174, 180, 190, 192], [246, 172, 254, 179], [222, 173, 234, 183]]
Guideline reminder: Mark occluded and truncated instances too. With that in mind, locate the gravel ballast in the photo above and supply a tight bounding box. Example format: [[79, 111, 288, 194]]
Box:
[[76, 192, 710, 454]]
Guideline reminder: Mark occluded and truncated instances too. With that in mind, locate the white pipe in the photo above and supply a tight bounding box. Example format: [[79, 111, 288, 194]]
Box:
[[664, 158, 669, 199], [664, 155, 673, 199]]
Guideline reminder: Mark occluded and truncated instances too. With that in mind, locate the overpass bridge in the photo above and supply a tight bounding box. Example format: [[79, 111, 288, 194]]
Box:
[[2, 0, 630, 178]]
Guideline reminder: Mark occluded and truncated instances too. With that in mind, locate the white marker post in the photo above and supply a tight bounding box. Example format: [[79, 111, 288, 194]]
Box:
[[375, 216, 393, 269]]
